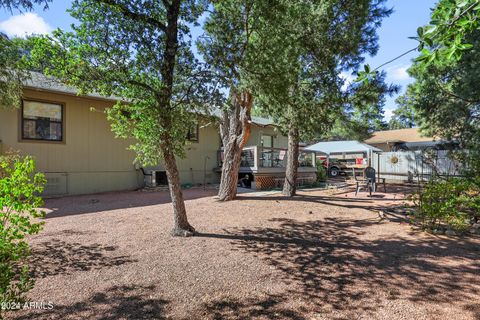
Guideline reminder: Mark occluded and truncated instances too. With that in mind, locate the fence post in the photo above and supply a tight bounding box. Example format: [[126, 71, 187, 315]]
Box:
[[377, 153, 380, 182]]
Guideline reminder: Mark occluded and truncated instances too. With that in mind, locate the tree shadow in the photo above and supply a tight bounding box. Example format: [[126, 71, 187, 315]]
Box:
[[236, 193, 406, 213], [30, 239, 137, 278], [43, 189, 216, 219], [14, 285, 168, 320], [198, 218, 480, 318], [185, 294, 307, 320]]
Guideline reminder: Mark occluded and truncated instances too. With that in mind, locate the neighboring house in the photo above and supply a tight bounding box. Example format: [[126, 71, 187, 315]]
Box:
[[364, 128, 435, 152], [0, 75, 316, 196]]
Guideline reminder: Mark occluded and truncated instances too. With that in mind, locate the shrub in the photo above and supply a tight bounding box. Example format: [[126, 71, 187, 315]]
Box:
[[315, 160, 327, 182], [0, 154, 46, 316], [410, 176, 480, 232]]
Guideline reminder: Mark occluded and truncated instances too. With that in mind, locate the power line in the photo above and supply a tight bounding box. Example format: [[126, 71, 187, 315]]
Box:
[[373, 46, 418, 72]]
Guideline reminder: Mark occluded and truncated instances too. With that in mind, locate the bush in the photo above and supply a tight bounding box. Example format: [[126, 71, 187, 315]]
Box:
[[0, 154, 46, 315], [315, 160, 327, 182], [411, 177, 480, 232]]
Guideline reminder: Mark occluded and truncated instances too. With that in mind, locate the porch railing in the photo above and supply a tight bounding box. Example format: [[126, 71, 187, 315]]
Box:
[[217, 146, 316, 169]]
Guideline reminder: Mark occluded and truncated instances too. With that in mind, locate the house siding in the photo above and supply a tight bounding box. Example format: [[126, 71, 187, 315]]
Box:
[[0, 89, 287, 196], [0, 89, 141, 196]]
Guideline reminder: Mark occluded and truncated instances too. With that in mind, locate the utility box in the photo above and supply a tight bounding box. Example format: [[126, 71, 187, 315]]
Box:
[[144, 170, 157, 187], [144, 170, 168, 187]]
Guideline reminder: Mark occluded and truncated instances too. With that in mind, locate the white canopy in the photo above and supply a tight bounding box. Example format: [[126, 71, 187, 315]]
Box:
[[305, 140, 382, 155]]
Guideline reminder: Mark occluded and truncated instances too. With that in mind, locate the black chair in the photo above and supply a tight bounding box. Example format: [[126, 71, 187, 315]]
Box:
[[355, 167, 386, 196]]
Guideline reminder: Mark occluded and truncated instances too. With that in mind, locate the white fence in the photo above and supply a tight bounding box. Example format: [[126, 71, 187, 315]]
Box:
[[371, 150, 463, 182]]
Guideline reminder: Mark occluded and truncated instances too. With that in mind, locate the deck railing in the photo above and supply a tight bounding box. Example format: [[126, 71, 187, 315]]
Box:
[[217, 146, 316, 169]]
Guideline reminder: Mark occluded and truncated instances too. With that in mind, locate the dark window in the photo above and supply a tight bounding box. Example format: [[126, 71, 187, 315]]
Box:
[[22, 100, 63, 142], [187, 123, 199, 142]]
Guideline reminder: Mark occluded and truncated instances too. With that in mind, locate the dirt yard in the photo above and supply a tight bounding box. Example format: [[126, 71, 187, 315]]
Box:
[[10, 185, 480, 320]]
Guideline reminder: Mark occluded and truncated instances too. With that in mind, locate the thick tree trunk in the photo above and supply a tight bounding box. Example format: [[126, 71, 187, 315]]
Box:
[[218, 90, 252, 201], [218, 139, 242, 201], [161, 143, 195, 236], [283, 127, 300, 197]]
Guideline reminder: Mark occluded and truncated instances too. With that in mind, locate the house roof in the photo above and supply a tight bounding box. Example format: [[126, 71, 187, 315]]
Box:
[[364, 128, 433, 144], [305, 140, 382, 155], [23, 72, 276, 127], [24, 72, 119, 101]]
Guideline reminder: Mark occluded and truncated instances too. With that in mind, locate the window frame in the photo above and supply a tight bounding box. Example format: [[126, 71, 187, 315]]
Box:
[[20, 98, 66, 144], [187, 123, 199, 143]]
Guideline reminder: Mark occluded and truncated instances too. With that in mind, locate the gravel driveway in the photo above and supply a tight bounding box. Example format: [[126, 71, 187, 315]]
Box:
[[10, 186, 480, 320]]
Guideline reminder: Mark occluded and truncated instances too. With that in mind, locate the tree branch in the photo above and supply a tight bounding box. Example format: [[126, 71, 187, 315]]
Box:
[[94, 0, 167, 32]]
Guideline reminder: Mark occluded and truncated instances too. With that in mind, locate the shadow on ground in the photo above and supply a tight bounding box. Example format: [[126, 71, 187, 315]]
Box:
[[236, 193, 407, 213], [183, 294, 307, 320], [197, 217, 480, 318], [43, 189, 216, 219], [30, 238, 137, 278], [13, 285, 168, 320]]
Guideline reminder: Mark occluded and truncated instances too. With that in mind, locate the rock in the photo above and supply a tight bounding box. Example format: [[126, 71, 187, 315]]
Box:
[[308, 211, 313, 214], [445, 229, 457, 236], [378, 210, 385, 219], [470, 224, 480, 234]]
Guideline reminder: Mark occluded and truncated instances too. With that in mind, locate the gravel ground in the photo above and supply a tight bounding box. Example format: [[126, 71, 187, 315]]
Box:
[[9, 185, 480, 320]]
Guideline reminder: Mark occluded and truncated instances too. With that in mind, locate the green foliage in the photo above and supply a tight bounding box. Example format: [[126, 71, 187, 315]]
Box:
[[0, 154, 46, 314], [0, 0, 50, 11], [398, 28, 480, 177], [0, 0, 51, 109], [29, 0, 216, 166], [411, 177, 480, 232], [315, 160, 327, 183], [246, 0, 394, 142], [401, 2, 480, 234], [328, 71, 396, 141], [0, 36, 31, 109], [388, 96, 417, 129], [416, 0, 480, 65]]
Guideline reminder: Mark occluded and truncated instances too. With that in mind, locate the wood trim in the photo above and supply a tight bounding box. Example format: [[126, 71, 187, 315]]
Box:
[[18, 98, 66, 145]]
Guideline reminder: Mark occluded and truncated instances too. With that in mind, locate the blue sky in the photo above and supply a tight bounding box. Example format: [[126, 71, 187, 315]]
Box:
[[0, 0, 437, 121]]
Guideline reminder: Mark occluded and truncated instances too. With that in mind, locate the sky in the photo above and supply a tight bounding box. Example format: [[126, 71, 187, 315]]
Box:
[[0, 0, 437, 122]]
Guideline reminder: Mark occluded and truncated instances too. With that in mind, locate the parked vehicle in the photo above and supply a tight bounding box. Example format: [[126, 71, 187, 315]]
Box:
[[318, 158, 355, 177]]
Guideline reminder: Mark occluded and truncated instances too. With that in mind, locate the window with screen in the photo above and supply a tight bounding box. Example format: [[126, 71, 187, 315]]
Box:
[[22, 100, 63, 142]]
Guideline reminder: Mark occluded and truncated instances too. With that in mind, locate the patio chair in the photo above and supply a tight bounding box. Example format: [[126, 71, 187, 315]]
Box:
[[355, 166, 386, 196]]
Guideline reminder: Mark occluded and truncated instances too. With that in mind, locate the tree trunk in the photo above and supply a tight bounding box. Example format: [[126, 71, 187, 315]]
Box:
[[161, 143, 195, 237], [283, 127, 299, 197], [156, 0, 195, 236], [218, 90, 253, 201], [218, 138, 243, 201]]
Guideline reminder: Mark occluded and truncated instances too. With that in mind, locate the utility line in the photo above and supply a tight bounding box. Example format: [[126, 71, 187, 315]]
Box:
[[373, 46, 418, 72], [372, 1, 480, 71]]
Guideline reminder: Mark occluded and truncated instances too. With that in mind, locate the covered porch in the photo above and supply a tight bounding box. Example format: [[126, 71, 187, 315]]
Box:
[[216, 146, 318, 190]]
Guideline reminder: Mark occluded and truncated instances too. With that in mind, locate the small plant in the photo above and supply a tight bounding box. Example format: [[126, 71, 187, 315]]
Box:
[[315, 160, 327, 183], [410, 176, 480, 233], [0, 154, 46, 317]]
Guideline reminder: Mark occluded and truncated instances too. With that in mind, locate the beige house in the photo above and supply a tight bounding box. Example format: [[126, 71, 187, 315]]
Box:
[[364, 128, 434, 152], [0, 77, 316, 196]]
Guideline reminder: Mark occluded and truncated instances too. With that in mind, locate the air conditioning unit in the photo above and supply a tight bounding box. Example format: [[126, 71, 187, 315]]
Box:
[[144, 170, 157, 187], [142, 170, 168, 188]]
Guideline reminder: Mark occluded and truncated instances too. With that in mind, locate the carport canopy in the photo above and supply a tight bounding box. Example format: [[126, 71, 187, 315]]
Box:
[[304, 140, 382, 155]]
